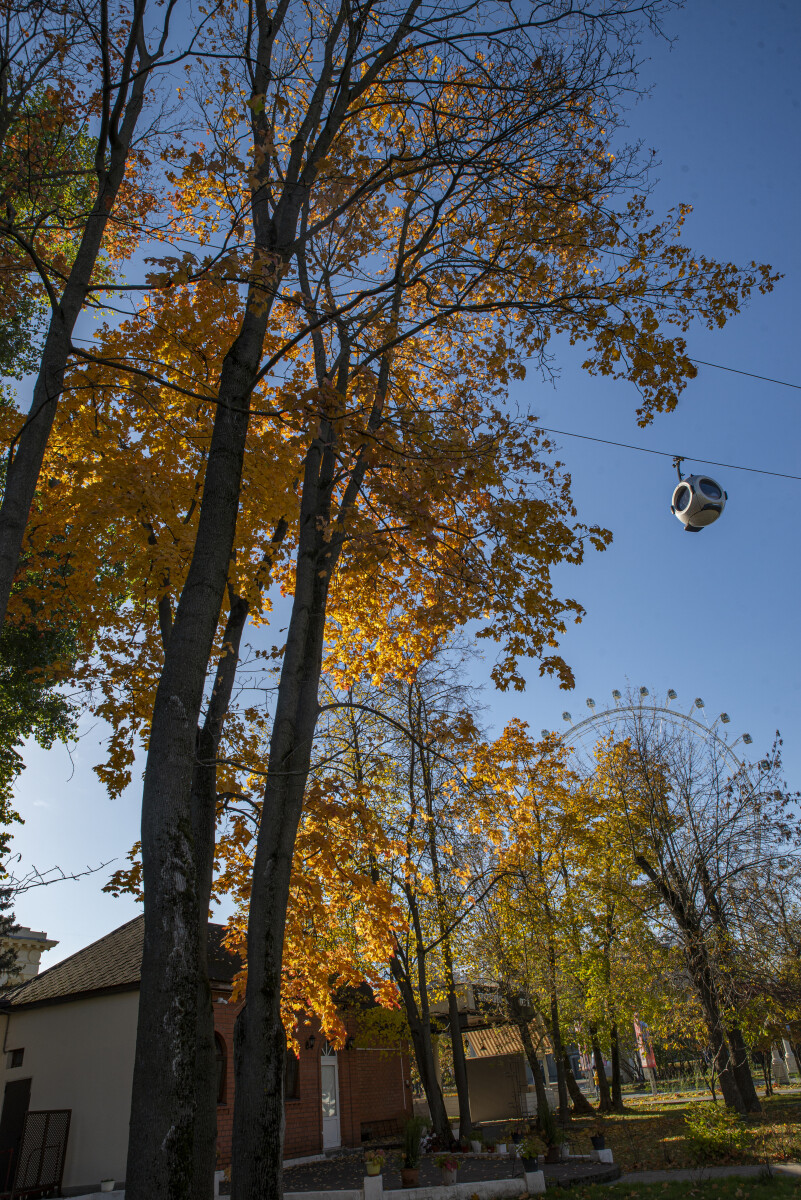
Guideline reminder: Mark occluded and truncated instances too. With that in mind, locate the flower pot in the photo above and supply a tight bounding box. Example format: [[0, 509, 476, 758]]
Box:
[[496, 1142, 507, 1155], [100, 1183, 115, 1194], [545, 1146, 560, 1164], [590, 1135, 605, 1151], [366, 1164, 381, 1176], [401, 1168, 420, 1188], [441, 1168, 457, 1185], [522, 1156, 538, 1171], [469, 1140, 482, 1153]]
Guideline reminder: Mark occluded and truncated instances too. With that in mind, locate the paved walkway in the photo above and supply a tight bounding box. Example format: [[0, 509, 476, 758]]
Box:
[[611, 1162, 801, 1185]]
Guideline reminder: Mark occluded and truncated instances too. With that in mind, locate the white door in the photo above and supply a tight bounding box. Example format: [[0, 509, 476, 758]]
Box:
[[321, 1042, 341, 1149]]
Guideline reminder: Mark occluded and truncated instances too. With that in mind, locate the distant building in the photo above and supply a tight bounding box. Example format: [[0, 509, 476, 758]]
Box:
[[0, 927, 58, 988]]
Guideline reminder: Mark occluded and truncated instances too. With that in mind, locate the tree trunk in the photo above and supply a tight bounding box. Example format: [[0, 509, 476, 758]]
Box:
[[126, 299, 277, 1200], [726, 1024, 761, 1113], [547, 989, 568, 1122], [230, 553, 328, 1199], [190, 765, 218, 1200], [190, 594, 252, 1200], [634, 856, 748, 1115], [610, 1022, 625, 1112], [508, 994, 550, 1118], [683, 940, 746, 1113], [562, 1051, 595, 1115], [447, 987, 471, 1140], [390, 947, 448, 1123], [590, 1027, 612, 1113], [230, 419, 392, 1194]]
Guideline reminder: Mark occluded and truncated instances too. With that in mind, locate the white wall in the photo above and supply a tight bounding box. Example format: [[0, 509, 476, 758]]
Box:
[[0, 991, 138, 1191]]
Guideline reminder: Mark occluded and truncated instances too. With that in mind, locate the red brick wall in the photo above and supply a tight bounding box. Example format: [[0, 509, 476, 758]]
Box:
[[212, 1001, 413, 1165]]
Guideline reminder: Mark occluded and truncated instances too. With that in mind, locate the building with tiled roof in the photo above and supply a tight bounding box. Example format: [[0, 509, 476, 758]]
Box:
[[0, 918, 411, 1196], [1, 916, 237, 1010]]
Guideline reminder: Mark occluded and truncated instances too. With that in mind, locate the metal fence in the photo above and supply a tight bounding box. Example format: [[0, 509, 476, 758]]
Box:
[[4, 1110, 71, 1199]]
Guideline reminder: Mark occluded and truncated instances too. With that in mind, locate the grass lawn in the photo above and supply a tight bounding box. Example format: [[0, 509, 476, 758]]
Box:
[[562, 1096, 801, 1172], [568, 1175, 800, 1200]]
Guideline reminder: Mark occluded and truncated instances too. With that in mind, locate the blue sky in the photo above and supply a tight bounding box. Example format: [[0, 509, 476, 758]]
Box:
[[12, 0, 801, 966]]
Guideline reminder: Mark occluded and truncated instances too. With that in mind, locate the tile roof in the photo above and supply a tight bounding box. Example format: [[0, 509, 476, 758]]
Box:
[[463, 1022, 549, 1059], [1, 916, 240, 1010]]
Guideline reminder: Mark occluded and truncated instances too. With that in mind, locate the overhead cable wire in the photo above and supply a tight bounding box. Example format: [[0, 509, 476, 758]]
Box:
[[689, 358, 801, 392], [535, 426, 801, 482]]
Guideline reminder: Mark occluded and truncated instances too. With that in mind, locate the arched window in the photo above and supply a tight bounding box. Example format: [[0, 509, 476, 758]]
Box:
[[215, 1033, 227, 1105]]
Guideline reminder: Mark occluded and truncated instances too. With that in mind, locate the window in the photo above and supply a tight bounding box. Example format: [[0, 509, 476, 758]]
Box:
[[215, 1034, 227, 1105], [285, 1049, 300, 1101], [7, 1049, 23, 1068]]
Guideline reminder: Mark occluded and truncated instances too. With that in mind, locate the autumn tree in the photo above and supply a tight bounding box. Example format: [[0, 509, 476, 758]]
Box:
[[320, 650, 505, 1144], [0, 0, 191, 623], [591, 704, 799, 1114], [4, 2, 780, 1196], [470, 722, 598, 1120]]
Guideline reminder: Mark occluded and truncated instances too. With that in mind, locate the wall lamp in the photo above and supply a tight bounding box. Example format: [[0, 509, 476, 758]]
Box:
[[305, 1034, 316, 1050], [345, 1036, 355, 1050]]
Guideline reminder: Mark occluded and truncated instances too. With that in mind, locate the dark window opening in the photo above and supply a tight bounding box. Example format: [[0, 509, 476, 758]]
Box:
[[285, 1049, 300, 1101], [699, 478, 722, 500], [674, 485, 691, 512], [215, 1034, 227, 1105], [8, 1050, 23, 1069]]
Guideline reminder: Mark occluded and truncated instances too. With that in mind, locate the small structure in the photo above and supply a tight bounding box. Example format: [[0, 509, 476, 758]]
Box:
[[0, 917, 412, 1194], [0, 927, 58, 988], [462, 1024, 551, 1121]]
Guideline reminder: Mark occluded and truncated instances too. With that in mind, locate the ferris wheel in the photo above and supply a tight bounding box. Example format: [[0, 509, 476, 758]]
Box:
[[545, 687, 755, 784]]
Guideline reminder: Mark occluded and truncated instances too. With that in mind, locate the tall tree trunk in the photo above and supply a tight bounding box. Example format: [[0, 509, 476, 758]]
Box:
[[190, 767, 218, 1200], [562, 1051, 595, 1115], [0, 10, 156, 626], [446, 981, 471, 1140], [726, 1024, 761, 1113], [390, 957, 451, 1140], [507, 993, 550, 1118], [405, 889, 452, 1143], [230, 292, 390, 1195], [510, 993, 546, 1113], [634, 855, 747, 1114], [548, 989, 569, 1122], [190, 594, 253, 1200], [230, 538, 328, 1200], [609, 1023, 624, 1112], [126, 286, 283, 1200], [230, 408, 386, 1195], [590, 1026, 612, 1113], [684, 941, 745, 1113]]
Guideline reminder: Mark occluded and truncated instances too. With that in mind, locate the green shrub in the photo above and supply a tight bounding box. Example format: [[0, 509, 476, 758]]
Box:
[[683, 1102, 750, 1161], [402, 1116, 427, 1168]]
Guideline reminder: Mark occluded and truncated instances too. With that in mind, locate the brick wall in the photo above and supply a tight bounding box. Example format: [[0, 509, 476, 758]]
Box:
[[212, 1001, 413, 1165]]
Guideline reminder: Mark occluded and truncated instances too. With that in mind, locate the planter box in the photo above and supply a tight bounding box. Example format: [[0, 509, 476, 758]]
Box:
[[592, 1148, 614, 1165], [524, 1169, 546, 1195]]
